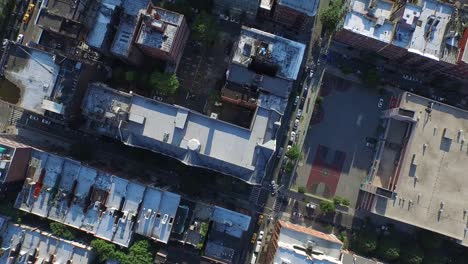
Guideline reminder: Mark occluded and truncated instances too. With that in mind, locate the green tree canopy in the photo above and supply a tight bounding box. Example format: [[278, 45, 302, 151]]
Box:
[[90, 239, 118, 263], [149, 71, 179, 95], [50, 222, 76, 240], [376, 236, 401, 262], [400, 241, 424, 264], [319, 200, 336, 214], [90, 239, 153, 264], [286, 145, 302, 160], [192, 11, 218, 46], [321, 0, 344, 33], [351, 229, 378, 255]]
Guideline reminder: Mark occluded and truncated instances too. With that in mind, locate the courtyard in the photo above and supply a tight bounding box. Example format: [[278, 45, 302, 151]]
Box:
[[293, 72, 392, 207]]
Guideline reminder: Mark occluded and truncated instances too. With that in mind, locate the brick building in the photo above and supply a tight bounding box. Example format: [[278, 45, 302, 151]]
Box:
[[135, 5, 189, 64], [272, 0, 319, 30]]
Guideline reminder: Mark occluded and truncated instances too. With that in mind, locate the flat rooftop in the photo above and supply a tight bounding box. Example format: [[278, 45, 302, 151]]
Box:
[[227, 63, 293, 99], [15, 147, 180, 247], [86, 2, 118, 49], [83, 83, 280, 185], [110, 0, 150, 58], [373, 92, 468, 246], [277, 0, 319, 16], [0, 224, 94, 263], [275, 221, 343, 262], [232, 26, 305, 80], [393, 4, 421, 48], [135, 7, 184, 53], [4, 44, 83, 116], [407, 0, 453, 60], [44, 0, 89, 21], [343, 10, 394, 44]]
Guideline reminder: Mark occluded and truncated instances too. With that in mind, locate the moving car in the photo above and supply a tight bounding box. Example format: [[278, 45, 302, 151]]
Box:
[[16, 34, 24, 43], [22, 13, 30, 24]]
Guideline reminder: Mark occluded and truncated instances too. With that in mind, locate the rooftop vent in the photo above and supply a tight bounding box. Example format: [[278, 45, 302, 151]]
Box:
[[163, 132, 170, 142], [187, 138, 201, 152]]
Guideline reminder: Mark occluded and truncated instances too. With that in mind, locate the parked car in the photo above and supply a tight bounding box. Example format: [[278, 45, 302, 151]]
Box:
[[41, 119, 51, 125], [257, 215, 264, 226], [254, 241, 262, 253], [378, 98, 384, 108], [251, 233, 257, 244], [296, 109, 302, 118], [293, 96, 299, 106], [29, 115, 39, 121], [293, 118, 299, 130], [290, 131, 296, 143], [258, 231, 264, 241]]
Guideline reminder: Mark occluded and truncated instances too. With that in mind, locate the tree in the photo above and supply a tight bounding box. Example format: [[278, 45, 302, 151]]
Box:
[[321, 0, 343, 33], [90, 239, 153, 264], [284, 160, 294, 173], [351, 229, 378, 255], [319, 200, 336, 214], [286, 145, 302, 160], [338, 231, 349, 249], [298, 186, 306, 193], [91, 239, 118, 263], [149, 71, 179, 95], [192, 11, 218, 46], [315, 96, 324, 105], [400, 241, 424, 264], [126, 240, 153, 264], [376, 237, 401, 262], [333, 196, 350, 207], [50, 222, 75, 240]]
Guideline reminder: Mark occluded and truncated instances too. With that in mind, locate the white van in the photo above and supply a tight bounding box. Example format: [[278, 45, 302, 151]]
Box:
[[250, 253, 257, 264], [254, 241, 262, 253]]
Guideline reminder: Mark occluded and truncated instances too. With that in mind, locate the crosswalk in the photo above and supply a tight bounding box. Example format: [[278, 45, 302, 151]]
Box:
[[9, 107, 24, 126]]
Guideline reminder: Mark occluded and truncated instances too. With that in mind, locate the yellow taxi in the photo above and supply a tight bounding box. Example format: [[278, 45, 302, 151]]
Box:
[[22, 13, 30, 24]]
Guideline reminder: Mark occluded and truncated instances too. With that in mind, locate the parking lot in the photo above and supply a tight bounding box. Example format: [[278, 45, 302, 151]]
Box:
[[294, 72, 391, 207]]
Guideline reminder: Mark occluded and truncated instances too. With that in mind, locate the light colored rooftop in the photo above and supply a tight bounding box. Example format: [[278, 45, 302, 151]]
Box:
[[15, 147, 178, 247], [407, 0, 453, 60], [232, 27, 306, 80], [275, 221, 343, 261], [343, 11, 394, 44], [83, 83, 280, 185], [4, 46, 60, 115], [135, 187, 181, 243], [374, 92, 468, 246], [277, 0, 319, 16], [260, 0, 273, 10], [392, 4, 420, 48], [0, 224, 94, 263], [351, 0, 393, 19]]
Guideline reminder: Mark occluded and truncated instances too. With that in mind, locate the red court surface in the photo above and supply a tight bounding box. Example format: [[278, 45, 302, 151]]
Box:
[[306, 145, 346, 198]]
